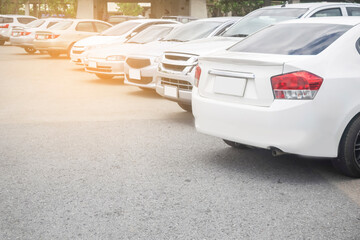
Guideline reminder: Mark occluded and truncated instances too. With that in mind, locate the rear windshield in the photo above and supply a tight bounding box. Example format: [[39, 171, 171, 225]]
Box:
[[0, 17, 14, 23], [222, 8, 308, 37], [101, 21, 140, 36], [127, 25, 174, 44], [229, 23, 351, 55], [17, 17, 36, 24], [26, 19, 45, 28], [161, 21, 223, 42], [49, 20, 73, 30]]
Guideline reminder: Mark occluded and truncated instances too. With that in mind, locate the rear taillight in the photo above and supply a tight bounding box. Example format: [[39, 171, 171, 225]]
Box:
[[271, 71, 323, 100], [35, 34, 59, 40], [46, 34, 59, 39], [0, 24, 9, 28], [194, 65, 202, 87]]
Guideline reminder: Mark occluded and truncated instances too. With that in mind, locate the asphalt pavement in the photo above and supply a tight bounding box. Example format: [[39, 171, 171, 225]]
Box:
[[0, 45, 359, 240]]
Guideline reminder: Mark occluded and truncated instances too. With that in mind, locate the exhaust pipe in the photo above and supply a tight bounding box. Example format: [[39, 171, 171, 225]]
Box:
[[270, 147, 286, 157]]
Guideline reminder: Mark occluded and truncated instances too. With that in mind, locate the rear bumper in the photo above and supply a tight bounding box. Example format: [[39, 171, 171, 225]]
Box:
[[10, 36, 34, 48], [34, 40, 68, 51], [193, 87, 340, 158]]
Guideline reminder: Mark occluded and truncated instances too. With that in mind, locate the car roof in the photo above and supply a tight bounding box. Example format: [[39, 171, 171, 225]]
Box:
[[264, 2, 360, 10], [125, 18, 178, 24], [278, 16, 360, 26], [195, 17, 242, 23]]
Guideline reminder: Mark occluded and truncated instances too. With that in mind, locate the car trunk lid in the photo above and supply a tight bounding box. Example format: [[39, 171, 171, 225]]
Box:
[[198, 52, 309, 107]]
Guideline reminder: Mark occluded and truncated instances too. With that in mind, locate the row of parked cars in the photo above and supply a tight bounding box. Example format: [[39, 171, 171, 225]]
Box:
[[3, 2, 360, 177]]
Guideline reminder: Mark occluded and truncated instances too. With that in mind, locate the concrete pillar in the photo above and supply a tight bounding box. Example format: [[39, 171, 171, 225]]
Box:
[[190, 0, 207, 18], [77, 0, 95, 19], [24, 0, 30, 15]]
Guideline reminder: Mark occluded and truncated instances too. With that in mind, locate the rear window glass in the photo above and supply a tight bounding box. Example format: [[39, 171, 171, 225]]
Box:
[[127, 25, 174, 44], [26, 19, 44, 28], [347, 7, 360, 16], [0, 17, 14, 23], [101, 21, 140, 36], [76, 22, 95, 32], [161, 21, 223, 42], [47, 21, 59, 28], [229, 23, 351, 55], [17, 17, 36, 24], [49, 20, 73, 30], [222, 8, 308, 37]]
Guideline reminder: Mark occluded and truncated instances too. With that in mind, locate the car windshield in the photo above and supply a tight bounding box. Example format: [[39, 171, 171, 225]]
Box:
[[229, 23, 352, 55], [127, 25, 175, 44], [26, 19, 45, 28], [161, 20, 223, 42], [101, 21, 140, 36], [0, 17, 13, 23], [48, 20, 73, 30], [222, 8, 308, 37]]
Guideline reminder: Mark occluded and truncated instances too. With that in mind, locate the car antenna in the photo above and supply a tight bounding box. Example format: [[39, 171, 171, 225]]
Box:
[[281, 1, 288, 7]]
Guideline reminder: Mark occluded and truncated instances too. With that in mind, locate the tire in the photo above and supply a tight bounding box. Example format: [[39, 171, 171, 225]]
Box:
[[178, 103, 192, 112], [67, 43, 75, 59], [96, 73, 113, 80], [332, 116, 360, 177], [223, 139, 249, 149], [0, 40, 5, 46], [48, 51, 60, 58], [24, 47, 36, 54]]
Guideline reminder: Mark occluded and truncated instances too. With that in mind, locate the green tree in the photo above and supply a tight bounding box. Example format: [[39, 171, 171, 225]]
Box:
[[116, 3, 143, 16], [208, 0, 264, 16]]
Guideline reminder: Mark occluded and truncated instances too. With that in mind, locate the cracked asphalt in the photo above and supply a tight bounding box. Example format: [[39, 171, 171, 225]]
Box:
[[0, 45, 359, 240]]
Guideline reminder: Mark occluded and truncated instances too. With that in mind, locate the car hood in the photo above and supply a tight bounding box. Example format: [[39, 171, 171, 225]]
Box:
[[164, 36, 243, 56], [87, 40, 184, 59], [74, 35, 126, 47]]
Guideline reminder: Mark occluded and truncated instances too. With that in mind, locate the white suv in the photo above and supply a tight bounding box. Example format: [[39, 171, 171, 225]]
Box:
[[0, 15, 37, 45]]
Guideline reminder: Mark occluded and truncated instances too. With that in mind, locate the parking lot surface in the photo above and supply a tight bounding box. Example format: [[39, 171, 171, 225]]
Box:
[[0, 46, 360, 239]]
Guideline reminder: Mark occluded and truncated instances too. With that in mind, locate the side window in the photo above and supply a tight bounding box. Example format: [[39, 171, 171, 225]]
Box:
[[94, 22, 110, 33], [311, 8, 342, 17], [17, 17, 36, 24], [47, 22, 58, 28], [75, 22, 95, 32], [347, 7, 360, 16], [0, 17, 14, 23]]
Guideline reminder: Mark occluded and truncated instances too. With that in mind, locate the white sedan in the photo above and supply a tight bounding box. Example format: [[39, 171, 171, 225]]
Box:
[[193, 17, 360, 177]]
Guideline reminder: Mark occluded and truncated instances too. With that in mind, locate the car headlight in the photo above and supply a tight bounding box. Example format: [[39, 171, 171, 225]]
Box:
[[106, 55, 125, 61]]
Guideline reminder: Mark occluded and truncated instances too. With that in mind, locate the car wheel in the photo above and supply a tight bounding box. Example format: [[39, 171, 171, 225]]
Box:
[[332, 116, 360, 177], [24, 47, 36, 54], [67, 43, 75, 59], [178, 103, 192, 112], [95, 73, 113, 80], [223, 139, 249, 149], [48, 51, 60, 58], [0, 40, 5, 46]]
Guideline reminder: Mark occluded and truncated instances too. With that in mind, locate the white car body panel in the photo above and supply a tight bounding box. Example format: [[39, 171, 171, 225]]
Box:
[[193, 18, 360, 158], [156, 2, 360, 106]]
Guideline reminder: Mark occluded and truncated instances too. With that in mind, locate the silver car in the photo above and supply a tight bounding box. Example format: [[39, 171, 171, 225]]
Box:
[[34, 19, 112, 58], [10, 18, 64, 54]]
